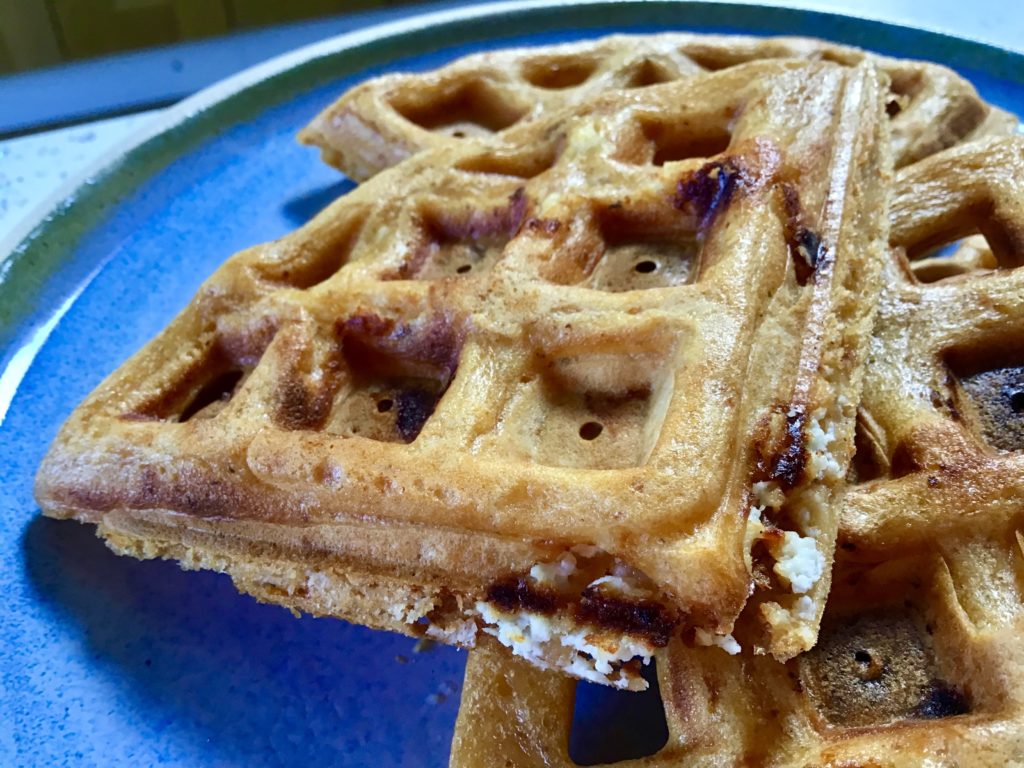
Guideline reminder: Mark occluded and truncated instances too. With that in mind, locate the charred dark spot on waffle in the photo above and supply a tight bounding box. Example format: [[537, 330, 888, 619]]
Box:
[[791, 228, 823, 286], [275, 372, 337, 431], [395, 388, 440, 442], [525, 217, 561, 235], [779, 183, 826, 285], [758, 406, 807, 491], [801, 611, 969, 727], [486, 577, 561, 614], [575, 590, 677, 647], [389, 79, 526, 139], [587, 203, 699, 291], [952, 364, 1024, 451], [521, 56, 596, 89], [673, 158, 745, 232], [325, 314, 462, 443], [916, 681, 970, 719], [393, 191, 525, 280]]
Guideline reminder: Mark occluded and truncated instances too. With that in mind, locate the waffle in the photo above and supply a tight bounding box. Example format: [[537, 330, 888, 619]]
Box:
[[35, 59, 890, 690], [449, 137, 1024, 766], [298, 32, 1016, 181]]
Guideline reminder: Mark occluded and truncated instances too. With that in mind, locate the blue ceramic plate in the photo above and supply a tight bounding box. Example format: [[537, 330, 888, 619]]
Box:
[[3, 2, 1024, 765]]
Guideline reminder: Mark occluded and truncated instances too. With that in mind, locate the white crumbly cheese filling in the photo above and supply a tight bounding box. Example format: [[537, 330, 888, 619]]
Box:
[[747, 407, 840, 607], [806, 408, 842, 480], [752, 480, 784, 509], [587, 574, 649, 599], [529, 553, 577, 589], [694, 628, 741, 655], [475, 601, 654, 691], [772, 531, 825, 594], [472, 558, 663, 690], [794, 595, 817, 621], [426, 617, 478, 646]]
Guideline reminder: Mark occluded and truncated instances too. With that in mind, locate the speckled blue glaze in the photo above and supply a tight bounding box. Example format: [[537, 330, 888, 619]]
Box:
[[2, 3, 1024, 766]]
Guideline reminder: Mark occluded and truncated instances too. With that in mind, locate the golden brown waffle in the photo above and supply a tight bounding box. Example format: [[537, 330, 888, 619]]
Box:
[[35, 60, 889, 689], [449, 137, 1024, 765], [299, 32, 1016, 181]]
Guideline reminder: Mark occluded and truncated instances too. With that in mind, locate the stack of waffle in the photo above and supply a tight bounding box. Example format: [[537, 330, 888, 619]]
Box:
[[36, 32, 1024, 766]]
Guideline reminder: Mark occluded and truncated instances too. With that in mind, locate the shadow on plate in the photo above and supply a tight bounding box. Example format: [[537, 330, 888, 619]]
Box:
[[22, 516, 464, 767], [281, 179, 358, 227]]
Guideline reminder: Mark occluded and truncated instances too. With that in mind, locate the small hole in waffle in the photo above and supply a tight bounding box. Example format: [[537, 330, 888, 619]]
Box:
[[403, 229, 508, 280], [391, 193, 525, 280], [584, 204, 699, 291], [885, 70, 925, 120], [802, 610, 969, 727], [323, 315, 461, 443], [489, 346, 673, 469], [1011, 391, 1024, 414], [568, 660, 668, 765], [521, 56, 597, 89], [390, 80, 526, 138]]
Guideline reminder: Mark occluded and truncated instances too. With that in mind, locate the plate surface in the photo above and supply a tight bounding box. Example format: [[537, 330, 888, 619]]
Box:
[[2, 2, 1023, 766]]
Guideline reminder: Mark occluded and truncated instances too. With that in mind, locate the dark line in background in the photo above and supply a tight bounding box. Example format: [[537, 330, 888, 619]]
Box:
[[0, 99, 178, 142]]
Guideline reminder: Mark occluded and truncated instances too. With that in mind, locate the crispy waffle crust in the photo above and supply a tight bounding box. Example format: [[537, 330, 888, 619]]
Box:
[[36, 59, 890, 688], [449, 138, 1024, 764], [299, 32, 1016, 181]]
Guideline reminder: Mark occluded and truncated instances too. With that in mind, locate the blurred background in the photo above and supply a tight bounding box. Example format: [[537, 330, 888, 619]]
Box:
[[1, 1, 420, 74]]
